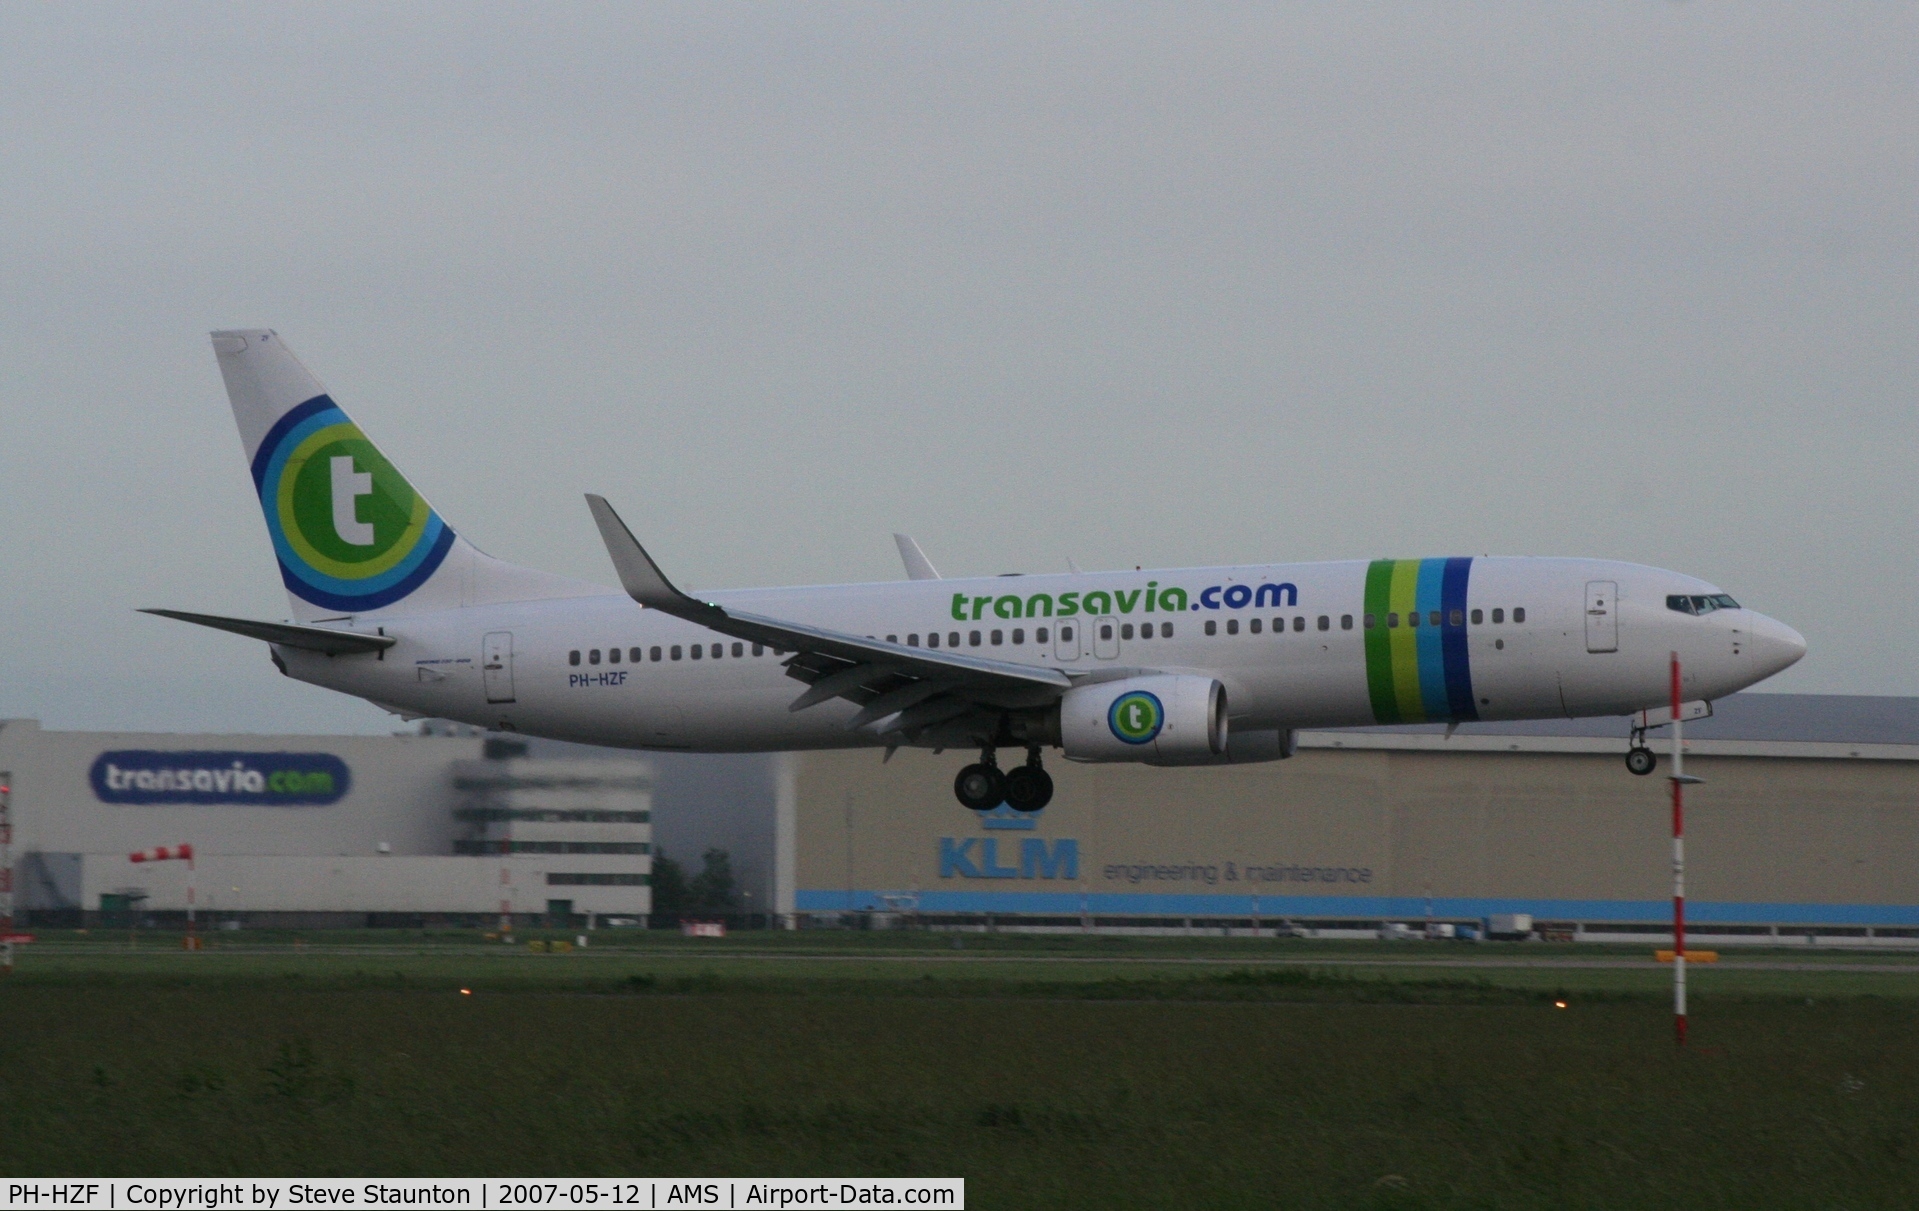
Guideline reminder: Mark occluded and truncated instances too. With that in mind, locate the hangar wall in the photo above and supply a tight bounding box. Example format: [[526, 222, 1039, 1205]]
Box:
[[0, 720, 654, 922], [788, 718, 1919, 930]]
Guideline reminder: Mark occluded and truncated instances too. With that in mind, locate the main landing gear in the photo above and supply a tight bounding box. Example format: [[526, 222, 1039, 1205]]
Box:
[[1625, 724, 1657, 776], [954, 747, 1054, 813]]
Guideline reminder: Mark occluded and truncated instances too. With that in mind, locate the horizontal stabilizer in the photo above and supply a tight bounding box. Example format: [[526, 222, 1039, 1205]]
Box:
[[140, 609, 396, 656]]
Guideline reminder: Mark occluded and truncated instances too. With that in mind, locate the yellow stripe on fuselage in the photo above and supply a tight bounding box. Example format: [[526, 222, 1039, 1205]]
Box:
[[1388, 559, 1424, 722]]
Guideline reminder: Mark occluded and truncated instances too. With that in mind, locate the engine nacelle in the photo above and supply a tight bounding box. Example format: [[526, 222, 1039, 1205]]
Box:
[[1059, 675, 1227, 763]]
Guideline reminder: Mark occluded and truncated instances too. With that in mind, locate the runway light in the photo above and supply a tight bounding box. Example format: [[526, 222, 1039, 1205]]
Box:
[[460, 988, 472, 996], [1554, 1000, 1568, 1009]]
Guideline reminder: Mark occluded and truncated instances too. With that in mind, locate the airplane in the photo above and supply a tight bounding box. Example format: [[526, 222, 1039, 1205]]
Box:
[[148, 330, 1807, 812]]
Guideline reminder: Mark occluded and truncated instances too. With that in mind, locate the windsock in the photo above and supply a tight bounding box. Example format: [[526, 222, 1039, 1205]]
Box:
[[129, 844, 194, 864]]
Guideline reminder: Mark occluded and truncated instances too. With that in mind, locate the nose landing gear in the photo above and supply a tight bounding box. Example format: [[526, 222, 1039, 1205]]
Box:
[[954, 747, 1054, 812], [1625, 724, 1657, 776]]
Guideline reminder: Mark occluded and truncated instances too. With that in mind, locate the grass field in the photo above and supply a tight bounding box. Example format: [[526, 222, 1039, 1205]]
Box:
[[3, 930, 1917, 1208]]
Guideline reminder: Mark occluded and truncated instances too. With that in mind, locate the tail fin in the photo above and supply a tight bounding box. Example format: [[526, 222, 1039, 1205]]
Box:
[[212, 329, 597, 621]]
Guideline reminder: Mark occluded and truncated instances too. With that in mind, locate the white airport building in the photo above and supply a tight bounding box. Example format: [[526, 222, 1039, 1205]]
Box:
[[0, 721, 653, 926], [7, 692, 1919, 942]]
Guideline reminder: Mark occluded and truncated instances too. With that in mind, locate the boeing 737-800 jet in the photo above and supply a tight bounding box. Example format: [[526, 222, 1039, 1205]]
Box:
[[149, 330, 1806, 812]]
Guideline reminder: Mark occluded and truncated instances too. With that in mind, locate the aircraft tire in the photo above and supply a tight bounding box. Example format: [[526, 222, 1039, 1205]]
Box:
[[1625, 747, 1657, 776], [955, 763, 1008, 811], [1005, 766, 1054, 813]]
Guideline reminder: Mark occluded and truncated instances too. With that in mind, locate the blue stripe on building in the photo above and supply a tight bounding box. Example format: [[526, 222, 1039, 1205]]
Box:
[[795, 889, 1919, 927]]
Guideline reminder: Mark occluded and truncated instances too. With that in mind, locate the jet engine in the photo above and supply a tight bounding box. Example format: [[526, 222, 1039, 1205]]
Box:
[[1058, 674, 1227, 763]]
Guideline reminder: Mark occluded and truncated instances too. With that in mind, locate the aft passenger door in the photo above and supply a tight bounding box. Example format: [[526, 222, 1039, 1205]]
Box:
[[482, 631, 516, 702], [1584, 582, 1618, 654]]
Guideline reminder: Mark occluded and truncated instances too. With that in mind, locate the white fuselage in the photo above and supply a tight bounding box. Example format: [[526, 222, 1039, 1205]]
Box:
[[278, 556, 1806, 753]]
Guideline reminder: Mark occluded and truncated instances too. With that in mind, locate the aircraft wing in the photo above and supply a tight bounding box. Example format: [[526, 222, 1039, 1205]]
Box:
[[141, 609, 397, 655], [587, 495, 1069, 736]]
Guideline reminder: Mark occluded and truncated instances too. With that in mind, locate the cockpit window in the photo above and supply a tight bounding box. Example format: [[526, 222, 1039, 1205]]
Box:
[[1668, 594, 1741, 616]]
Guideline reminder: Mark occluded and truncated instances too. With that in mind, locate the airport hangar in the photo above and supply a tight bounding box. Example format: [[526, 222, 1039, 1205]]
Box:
[[6, 692, 1918, 941], [0, 722, 655, 927], [788, 693, 1919, 943]]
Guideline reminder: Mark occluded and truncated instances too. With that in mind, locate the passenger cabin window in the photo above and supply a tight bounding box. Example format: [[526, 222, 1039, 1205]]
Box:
[[690, 645, 702, 660], [1250, 618, 1262, 634], [1513, 608, 1526, 623], [1449, 610, 1462, 626], [1036, 627, 1049, 643], [1294, 617, 1305, 632], [1204, 620, 1217, 636], [1363, 614, 1376, 630], [1341, 615, 1353, 630], [1225, 619, 1238, 635], [629, 647, 642, 663], [752, 644, 763, 656], [1470, 609, 1483, 625], [733, 643, 743, 657], [1318, 616, 1330, 631], [1388, 613, 1399, 628], [970, 631, 982, 646], [991, 629, 1004, 645], [589, 649, 601, 664], [1162, 622, 1173, 637], [1407, 612, 1419, 629], [1429, 611, 1441, 627], [927, 633, 940, 648], [608, 648, 620, 664], [671, 645, 682, 660], [1013, 628, 1025, 644], [949, 632, 960, 647], [1491, 609, 1504, 624], [650, 646, 662, 662], [1121, 623, 1134, 640], [1099, 624, 1113, 640], [886, 635, 897, 644], [908, 634, 920, 646], [569, 650, 581, 666]]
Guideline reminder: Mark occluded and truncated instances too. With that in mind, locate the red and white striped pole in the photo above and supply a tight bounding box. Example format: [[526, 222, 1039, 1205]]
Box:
[[1669, 653, 1695, 1047]]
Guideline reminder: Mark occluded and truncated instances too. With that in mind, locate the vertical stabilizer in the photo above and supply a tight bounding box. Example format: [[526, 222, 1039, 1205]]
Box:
[[212, 330, 611, 621]]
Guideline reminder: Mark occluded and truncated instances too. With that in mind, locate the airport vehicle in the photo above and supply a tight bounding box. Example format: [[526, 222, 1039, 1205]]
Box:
[[149, 331, 1806, 811]]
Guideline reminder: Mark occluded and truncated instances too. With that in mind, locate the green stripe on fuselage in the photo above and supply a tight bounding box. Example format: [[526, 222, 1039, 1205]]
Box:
[[1363, 560, 1398, 723]]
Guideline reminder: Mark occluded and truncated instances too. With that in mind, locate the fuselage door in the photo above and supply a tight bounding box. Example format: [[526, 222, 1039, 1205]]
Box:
[[1584, 582, 1618, 654], [1092, 616, 1120, 660], [483, 631, 516, 702], [1054, 620, 1081, 662]]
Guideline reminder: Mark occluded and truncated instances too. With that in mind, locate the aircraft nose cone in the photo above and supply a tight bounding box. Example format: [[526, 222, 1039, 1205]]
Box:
[[1748, 613, 1807, 680]]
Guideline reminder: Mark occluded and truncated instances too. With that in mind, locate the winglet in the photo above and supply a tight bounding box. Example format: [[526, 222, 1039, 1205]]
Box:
[[585, 495, 725, 624], [893, 533, 941, 581]]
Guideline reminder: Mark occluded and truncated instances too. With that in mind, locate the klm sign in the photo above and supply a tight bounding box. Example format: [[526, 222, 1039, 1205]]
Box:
[[940, 836, 1079, 881]]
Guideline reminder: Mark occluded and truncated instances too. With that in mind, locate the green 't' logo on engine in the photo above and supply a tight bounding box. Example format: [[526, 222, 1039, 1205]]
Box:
[[1108, 691, 1164, 745]]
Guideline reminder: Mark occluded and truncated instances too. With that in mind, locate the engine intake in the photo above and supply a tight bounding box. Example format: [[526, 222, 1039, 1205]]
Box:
[[1059, 675, 1227, 763]]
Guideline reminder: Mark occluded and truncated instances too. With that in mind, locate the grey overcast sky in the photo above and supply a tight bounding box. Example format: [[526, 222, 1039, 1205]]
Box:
[[1, 3, 1913, 734]]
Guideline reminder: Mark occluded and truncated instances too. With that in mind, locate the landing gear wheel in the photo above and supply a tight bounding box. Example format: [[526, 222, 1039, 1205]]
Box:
[[1004, 765, 1054, 812], [1625, 747, 1657, 776], [955, 763, 1008, 811]]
